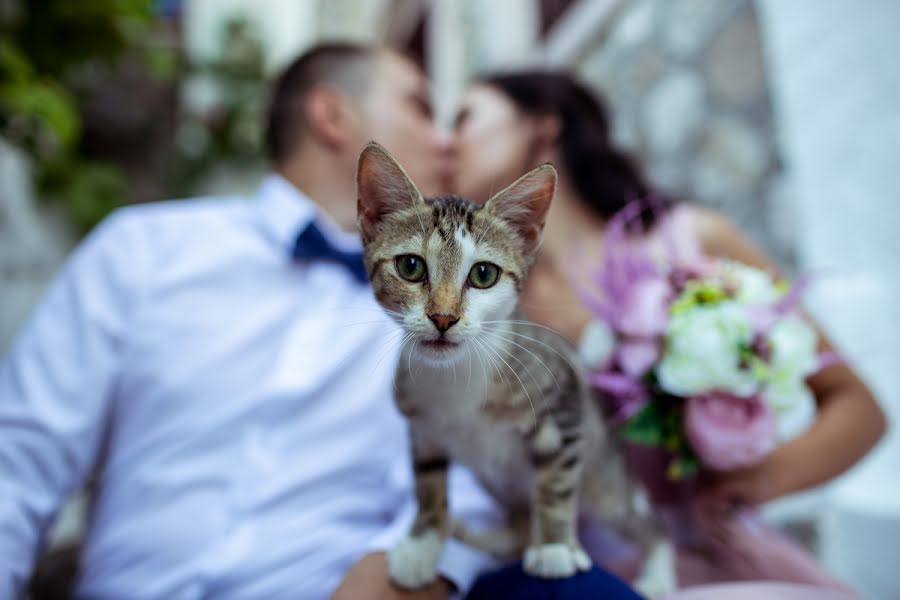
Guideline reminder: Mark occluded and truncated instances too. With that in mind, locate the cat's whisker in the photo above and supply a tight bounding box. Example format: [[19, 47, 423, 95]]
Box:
[[368, 330, 410, 380], [481, 332, 547, 413], [471, 338, 497, 411], [335, 318, 397, 330], [483, 328, 561, 389], [479, 329, 561, 394], [392, 336, 411, 393], [478, 336, 509, 390], [326, 329, 402, 390], [320, 303, 403, 315], [471, 339, 493, 398], [465, 342, 473, 394], [481, 336, 537, 425], [483, 331, 575, 377], [482, 325, 580, 373], [407, 338, 418, 386], [472, 338, 508, 387], [516, 301, 578, 311]]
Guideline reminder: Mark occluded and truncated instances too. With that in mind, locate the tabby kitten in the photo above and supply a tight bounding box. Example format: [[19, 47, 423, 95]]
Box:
[[356, 142, 652, 588]]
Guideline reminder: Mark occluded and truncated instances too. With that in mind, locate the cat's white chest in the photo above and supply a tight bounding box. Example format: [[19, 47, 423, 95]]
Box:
[[408, 361, 534, 506]]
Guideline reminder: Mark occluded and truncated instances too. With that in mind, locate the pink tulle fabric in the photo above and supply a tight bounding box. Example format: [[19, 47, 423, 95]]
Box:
[[608, 444, 856, 595], [663, 582, 857, 600]]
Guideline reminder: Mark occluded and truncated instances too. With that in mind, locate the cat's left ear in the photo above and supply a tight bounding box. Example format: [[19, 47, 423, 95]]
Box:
[[485, 163, 557, 252], [357, 141, 424, 235]]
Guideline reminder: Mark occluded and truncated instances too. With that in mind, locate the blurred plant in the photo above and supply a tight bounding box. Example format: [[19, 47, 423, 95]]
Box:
[[1, 3, 268, 235], [0, 0, 160, 233], [170, 17, 267, 191]]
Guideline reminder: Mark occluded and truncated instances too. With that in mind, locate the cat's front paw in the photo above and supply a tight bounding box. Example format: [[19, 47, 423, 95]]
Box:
[[388, 531, 444, 589], [523, 543, 591, 578]]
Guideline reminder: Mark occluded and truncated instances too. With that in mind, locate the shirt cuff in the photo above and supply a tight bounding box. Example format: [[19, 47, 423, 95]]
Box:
[[365, 501, 415, 554], [436, 538, 499, 599]]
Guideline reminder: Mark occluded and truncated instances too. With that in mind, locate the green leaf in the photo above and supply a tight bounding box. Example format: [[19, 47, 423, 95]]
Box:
[[666, 452, 699, 481], [0, 40, 34, 82], [0, 79, 80, 149], [619, 399, 665, 445]]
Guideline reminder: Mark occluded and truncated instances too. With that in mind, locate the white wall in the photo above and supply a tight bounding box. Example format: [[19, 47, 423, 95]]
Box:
[[756, 2, 900, 597]]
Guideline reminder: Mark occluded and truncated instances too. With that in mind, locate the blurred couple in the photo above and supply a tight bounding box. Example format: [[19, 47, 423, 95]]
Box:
[[0, 41, 882, 600]]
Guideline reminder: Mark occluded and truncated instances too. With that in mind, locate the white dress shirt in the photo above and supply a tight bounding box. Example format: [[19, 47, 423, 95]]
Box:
[[0, 175, 499, 599]]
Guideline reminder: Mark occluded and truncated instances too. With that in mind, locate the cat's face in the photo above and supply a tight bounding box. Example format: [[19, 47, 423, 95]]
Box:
[[357, 142, 556, 364]]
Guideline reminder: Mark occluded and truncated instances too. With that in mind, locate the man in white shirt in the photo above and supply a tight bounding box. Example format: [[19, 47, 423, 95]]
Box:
[[0, 43, 498, 600]]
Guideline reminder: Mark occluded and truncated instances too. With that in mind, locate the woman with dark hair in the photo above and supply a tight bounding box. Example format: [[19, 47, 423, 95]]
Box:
[[453, 71, 884, 591]]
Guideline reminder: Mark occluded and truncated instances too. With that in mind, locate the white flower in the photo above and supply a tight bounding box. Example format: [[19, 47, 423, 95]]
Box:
[[759, 315, 819, 441], [763, 378, 817, 441], [768, 315, 819, 380], [579, 318, 616, 368], [657, 301, 757, 397], [722, 260, 781, 304]]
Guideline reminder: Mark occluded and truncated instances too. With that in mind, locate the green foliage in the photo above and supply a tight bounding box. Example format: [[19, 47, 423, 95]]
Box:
[[0, 0, 155, 234], [619, 393, 699, 481], [169, 17, 267, 193], [619, 398, 666, 445], [666, 452, 698, 480], [1, 4, 268, 235]]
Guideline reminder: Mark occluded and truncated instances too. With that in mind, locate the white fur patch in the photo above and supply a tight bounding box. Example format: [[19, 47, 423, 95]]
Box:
[[633, 539, 677, 599], [388, 531, 444, 589], [523, 543, 591, 578]]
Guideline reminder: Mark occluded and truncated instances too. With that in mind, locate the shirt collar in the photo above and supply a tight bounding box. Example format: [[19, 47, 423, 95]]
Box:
[[255, 173, 362, 255]]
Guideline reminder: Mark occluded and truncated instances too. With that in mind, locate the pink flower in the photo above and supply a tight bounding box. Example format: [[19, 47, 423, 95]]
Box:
[[617, 338, 660, 377], [589, 372, 647, 422], [684, 392, 777, 471], [619, 277, 671, 338]]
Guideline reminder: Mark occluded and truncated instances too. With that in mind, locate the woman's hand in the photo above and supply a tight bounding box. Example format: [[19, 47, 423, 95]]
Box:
[[693, 206, 886, 499], [330, 552, 453, 600], [699, 451, 787, 511]]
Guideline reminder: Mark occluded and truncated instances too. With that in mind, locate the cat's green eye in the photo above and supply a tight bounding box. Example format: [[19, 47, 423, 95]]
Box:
[[468, 262, 501, 289], [395, 255, 427, 282]]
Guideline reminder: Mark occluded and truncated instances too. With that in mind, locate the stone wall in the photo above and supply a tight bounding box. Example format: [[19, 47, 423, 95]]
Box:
[[574, 0, 793, 265]]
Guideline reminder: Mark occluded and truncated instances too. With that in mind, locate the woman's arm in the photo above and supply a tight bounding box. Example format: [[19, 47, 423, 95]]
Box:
[[691, 207, 887, 503]]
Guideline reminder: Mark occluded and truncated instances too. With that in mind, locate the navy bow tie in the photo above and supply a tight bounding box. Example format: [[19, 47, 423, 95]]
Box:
[[292, 221, 368, 284]]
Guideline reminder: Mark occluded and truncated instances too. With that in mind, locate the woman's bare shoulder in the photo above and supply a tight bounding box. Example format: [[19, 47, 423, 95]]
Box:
[[674, 203, 776, 271], [674, 204, 732, 243]]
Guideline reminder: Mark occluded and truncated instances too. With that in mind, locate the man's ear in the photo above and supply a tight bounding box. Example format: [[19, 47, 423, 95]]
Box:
[[304, 84, 353, 148], [357, 142, 424, 234], [484, 164, 556, 252]]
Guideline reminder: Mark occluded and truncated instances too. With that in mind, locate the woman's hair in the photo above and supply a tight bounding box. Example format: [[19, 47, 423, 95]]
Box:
[[478, 71, 666, 226]]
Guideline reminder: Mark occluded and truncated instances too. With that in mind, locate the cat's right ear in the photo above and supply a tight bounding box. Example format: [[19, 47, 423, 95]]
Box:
[[357, 142, 424, 234], [484, 163, 557, 253]]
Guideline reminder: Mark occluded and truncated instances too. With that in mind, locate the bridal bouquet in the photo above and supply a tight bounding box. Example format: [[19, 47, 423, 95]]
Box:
[[579, 205, 825, 480]]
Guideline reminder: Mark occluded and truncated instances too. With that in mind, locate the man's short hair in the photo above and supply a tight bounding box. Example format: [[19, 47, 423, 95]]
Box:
[[264, 42, 375, 164]]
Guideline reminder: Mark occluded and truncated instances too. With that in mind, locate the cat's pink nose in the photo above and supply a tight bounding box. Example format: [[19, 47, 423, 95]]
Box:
[[429, 314, 459, 333]]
